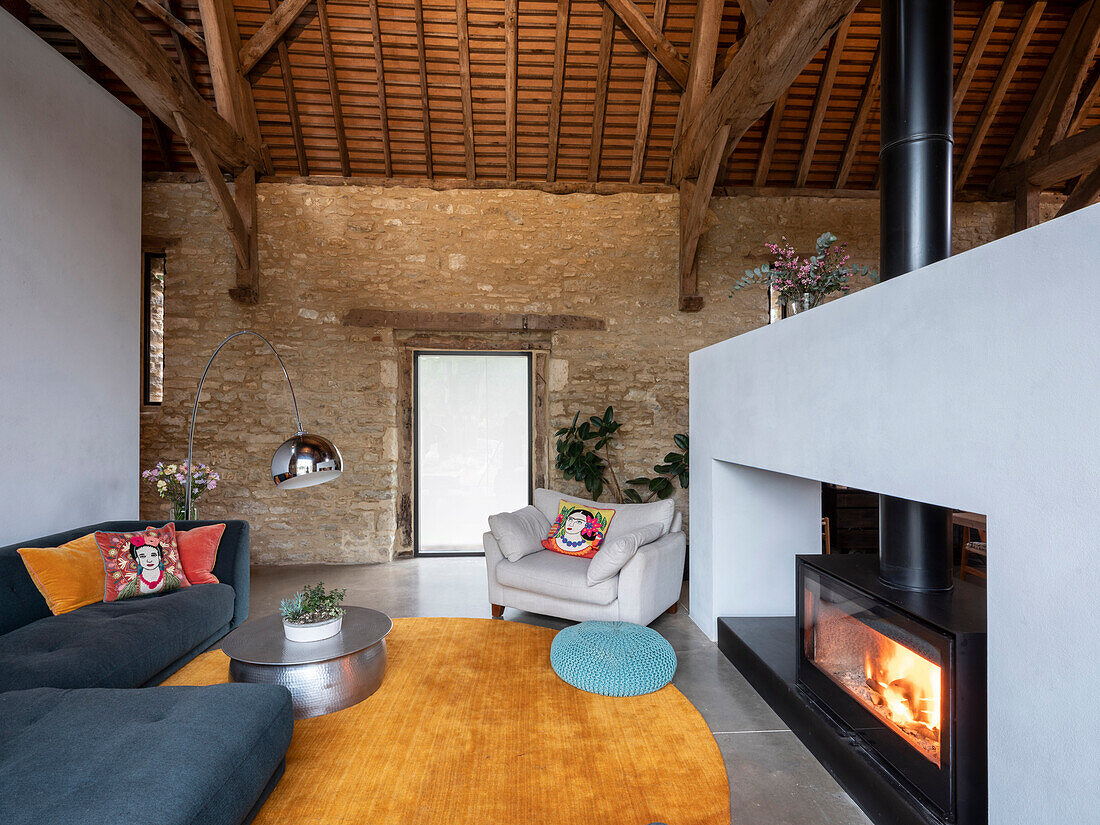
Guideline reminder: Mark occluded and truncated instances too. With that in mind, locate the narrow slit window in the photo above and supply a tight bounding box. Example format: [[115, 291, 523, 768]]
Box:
[[143, 253, 165, 405]]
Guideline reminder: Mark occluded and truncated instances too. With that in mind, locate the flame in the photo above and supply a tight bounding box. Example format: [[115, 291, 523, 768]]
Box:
[[863, 640, 941, 742]]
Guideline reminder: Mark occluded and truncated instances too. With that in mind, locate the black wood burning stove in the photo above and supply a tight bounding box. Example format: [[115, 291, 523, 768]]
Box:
[[797, 555, 986, 825]]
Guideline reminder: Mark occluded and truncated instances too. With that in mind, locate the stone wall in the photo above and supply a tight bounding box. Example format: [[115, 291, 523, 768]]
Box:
[[140, 181, 1023, 564]]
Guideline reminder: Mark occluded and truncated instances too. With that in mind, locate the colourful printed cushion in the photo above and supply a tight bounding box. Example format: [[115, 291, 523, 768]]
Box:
[[541, 500, 616, 559], [174, 523, 225, 584], [95, 524, 191, 602], [17, 534, 105, 615]]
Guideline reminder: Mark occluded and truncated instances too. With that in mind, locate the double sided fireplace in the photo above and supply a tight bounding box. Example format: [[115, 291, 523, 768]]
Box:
[[797, 555, 986, 825]]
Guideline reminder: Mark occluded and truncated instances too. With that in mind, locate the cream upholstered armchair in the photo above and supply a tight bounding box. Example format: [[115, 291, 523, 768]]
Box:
[[483, 489, 686, 626]]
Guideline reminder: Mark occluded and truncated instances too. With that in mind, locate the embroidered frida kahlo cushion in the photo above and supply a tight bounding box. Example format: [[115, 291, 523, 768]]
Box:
[[541, 500, 616, 560], [94, 524, 191, 602]]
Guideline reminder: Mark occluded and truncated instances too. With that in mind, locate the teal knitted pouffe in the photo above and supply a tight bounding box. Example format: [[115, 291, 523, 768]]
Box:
[[550, 621, 677, 697]]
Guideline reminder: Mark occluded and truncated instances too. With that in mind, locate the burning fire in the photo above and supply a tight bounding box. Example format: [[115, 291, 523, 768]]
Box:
[[864, 640, 942, 747]]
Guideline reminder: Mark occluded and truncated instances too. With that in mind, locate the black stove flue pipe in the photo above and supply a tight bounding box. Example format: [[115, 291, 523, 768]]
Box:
[[877, 0, 954, 592]]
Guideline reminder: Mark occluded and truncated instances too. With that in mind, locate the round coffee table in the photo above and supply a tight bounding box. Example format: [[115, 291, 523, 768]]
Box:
[[222, 606, 392, 719]]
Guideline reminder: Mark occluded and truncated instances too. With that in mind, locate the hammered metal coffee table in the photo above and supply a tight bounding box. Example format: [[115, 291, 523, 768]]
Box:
[[222, 606, 392, 719]]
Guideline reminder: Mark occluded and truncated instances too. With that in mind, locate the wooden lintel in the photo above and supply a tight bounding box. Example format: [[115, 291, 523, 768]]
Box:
[[238, 0, 311, 74], [601, 0, 688, 89], [343, 309, 607, 332], [28, 0, 261, 172]]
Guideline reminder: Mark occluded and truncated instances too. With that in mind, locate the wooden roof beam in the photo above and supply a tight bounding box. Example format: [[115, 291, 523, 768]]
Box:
[[1068, 60, 1100, 137], [796, 15, 850, 187], [588, 6, 615, 182], [629, 0, 669, 184], [414, 0, 433, 178], [1000, 1, 1086, 170], [239, 0, 311, 75], [835, 46, 879, 188], [601, 0, 688, 89], [740, 0, 769, 30], [456, 0, 475, 180], [134, 0, 206, 54], [955, 2, 1045, 192], [952, 1, 1001, 118], [197, 0, 269, 174], [674, 0, 860, 183], [505, 0, 518, 182], [546, 0, 570, 182], [1036, 1, 1100, 154], [27, 0, 261, 172], [991, 120, 1100, 195], [368, 0, 392, 177], [754, 92, 786, 187], [266, 0, 307, 175], [316, 0, 350, 176], [1056, 162, 1100, 217]]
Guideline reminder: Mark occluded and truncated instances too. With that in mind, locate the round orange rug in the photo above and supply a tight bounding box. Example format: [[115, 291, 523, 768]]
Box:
[[164, 617, 730, 825]]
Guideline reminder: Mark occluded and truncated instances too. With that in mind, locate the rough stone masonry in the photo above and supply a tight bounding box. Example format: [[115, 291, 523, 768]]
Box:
[[140, 181, 1032, 564]]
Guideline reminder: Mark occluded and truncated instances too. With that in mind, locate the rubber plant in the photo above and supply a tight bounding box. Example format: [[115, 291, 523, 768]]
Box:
[[554, 407, 688, 504]]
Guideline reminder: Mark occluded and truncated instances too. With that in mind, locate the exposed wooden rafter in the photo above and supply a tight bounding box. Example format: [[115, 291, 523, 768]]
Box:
[[505, 0, 518, 182], [1015, 183, 1041, 231], [267, 0, 307, 176], [547, 0, 571, 182], [991, 120, 1100, 195], [835, 47, 879, 188], [754, 92, 786, 187], [674, 0, 860, 182], [134, 0, 206, 54], [677, 0, 724, 312], [414, 0, 433, 179], [952, 1, 1001, 118], [1000, 1, 1082, 170], [1036, 2, 1100, 154], [368, 0, 392, 177], [1057, 161, 1100, 216], [316, 0, 350, 176], [740, 0, 769, 30], [588, 5, 615, 182], [628, 0, 668, 184], [27, 0, 261, 172], [601, 0, 688, 89], [456, 0, 475, 180], [238, 0, 311, 75], [955, 2, 1045, 192], [796, 15, 851, 187], [161, 0, 197, 87]]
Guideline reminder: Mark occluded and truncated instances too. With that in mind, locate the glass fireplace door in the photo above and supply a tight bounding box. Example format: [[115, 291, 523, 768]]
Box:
[[798, 563, 954, 818]]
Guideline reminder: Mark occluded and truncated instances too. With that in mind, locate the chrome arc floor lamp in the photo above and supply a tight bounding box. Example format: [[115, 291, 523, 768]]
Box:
[[185, 331, 343, 514]]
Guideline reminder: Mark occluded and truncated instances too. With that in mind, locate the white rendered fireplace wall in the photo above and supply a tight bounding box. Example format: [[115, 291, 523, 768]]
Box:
[[689, 204, 1100, 825]]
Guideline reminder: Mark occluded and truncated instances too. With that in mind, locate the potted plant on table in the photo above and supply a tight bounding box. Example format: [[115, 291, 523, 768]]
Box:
[[280, 582, 348, 642]]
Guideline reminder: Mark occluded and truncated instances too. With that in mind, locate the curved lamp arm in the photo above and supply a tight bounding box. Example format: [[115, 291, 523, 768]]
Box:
[[185, 331, 305, 512]]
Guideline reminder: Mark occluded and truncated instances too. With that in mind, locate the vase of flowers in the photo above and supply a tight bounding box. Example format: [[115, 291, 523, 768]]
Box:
[[280, 582, 348, 642], [142, 461, 220, 521], [733, 232, 877, 319]]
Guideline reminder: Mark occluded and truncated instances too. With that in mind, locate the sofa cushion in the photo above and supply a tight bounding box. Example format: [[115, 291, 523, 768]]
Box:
[[533, 488, 675, 543], [0, 583, 234, 693], [175, 523, 226, 584], [488, 506, 550, 562], [496, 550, 618, 605], [95, 524, 191, 602], [587, 523, 665, 585], [16, 533, 104, 615], [0, 683, 293, 825], [541, 499, 617, 559]]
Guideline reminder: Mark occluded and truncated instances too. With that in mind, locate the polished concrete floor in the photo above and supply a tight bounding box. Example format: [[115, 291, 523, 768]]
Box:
[[251, 557, 871, 825]]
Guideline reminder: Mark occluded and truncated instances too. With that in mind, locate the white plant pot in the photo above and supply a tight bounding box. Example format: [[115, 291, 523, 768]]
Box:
[[283, 615, 342, 643]]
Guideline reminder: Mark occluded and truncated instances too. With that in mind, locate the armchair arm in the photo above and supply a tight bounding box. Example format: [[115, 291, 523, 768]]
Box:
[[483, 531, 506, 605], [616, 531, 686, 626]]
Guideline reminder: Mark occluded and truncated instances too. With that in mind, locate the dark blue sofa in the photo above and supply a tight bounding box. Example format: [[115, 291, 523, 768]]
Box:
[[0, 520, 293, 825]]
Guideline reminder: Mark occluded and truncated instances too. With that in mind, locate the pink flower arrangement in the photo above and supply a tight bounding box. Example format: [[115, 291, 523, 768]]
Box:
[[141, 461, 220, 510], [734, 232, 877, 308]]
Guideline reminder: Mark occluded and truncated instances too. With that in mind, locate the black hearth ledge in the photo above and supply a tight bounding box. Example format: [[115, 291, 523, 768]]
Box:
[[718, 616, 946, 825]]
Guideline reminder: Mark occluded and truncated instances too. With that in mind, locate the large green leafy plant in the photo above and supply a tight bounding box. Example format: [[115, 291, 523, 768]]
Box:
[[554, 407, 688, 503]]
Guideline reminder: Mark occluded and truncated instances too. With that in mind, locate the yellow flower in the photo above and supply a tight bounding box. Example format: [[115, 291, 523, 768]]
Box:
[[165, 464, 177, 474]]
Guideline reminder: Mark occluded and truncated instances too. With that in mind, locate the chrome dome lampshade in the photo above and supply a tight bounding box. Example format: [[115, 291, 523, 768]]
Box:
[[271, 432, 343, 490]]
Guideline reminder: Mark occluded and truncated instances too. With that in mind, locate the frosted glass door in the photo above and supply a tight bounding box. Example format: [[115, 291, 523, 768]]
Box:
[[416, 353, 531, 553]]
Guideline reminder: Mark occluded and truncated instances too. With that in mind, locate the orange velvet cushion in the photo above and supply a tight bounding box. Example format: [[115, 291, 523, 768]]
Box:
[[174, 523, 225, 585], [17, 534, 105, 615]]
